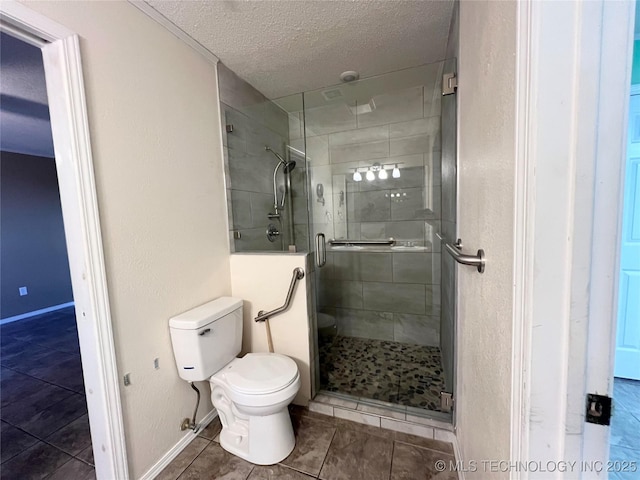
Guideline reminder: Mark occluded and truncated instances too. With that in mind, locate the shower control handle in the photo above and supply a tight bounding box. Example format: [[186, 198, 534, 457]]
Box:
[[315, 233, 326, 268]]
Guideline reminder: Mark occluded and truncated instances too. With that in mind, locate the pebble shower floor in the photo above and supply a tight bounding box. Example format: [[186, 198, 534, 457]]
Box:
[[319, 335, 446, 411]]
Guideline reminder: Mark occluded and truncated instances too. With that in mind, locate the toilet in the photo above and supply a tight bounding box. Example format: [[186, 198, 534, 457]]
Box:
[[169, 297, 301, 465]]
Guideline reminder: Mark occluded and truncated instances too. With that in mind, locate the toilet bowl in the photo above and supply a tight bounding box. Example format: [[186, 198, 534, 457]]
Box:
[[169, 297, 301, 466], [210, 353, 300, 464], [317, 312, 337, 339]]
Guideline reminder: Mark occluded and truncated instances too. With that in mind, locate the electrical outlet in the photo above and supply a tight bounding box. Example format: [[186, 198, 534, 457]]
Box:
[[19, 286, 28, 296], [153, 358, 159, 370]]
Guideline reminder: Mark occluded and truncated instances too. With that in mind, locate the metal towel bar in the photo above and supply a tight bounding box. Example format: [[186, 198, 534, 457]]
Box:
[[254, 267, 305, 322], [437, 233, 485, 274], [328, 238, 396, 246]]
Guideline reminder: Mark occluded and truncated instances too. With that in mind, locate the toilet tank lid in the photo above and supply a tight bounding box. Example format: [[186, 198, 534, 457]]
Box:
[[169, 297, 243, 330]]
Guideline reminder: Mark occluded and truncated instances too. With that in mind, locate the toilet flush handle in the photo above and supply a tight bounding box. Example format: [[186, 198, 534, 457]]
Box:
[[199, 328, 211, 336]]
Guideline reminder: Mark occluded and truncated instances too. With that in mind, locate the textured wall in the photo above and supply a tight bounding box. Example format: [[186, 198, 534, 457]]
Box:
[[1, 152, 73, 318], [20, 1, 231, 477], [229, 253, 312, 405], [456, 0, 517, 476]]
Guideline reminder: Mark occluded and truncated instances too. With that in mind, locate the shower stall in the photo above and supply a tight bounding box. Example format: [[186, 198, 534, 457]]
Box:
[[221, 59, 457, 421]]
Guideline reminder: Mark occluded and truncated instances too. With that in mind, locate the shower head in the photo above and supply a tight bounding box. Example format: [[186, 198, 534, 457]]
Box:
[[283, 160, 296, 174]]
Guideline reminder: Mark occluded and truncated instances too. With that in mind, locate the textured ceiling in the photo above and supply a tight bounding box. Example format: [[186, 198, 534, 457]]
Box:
[[144, 0, 454, 99]]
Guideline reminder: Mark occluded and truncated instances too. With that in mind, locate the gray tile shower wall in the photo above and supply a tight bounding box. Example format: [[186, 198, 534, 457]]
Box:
[[317, 250, 441, 346], [298, 62, 445, 347], [218, 63, 306, 252]]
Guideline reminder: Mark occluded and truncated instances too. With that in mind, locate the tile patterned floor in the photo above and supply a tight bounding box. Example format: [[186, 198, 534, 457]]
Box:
[[0, 307, 95, 479], [159, 405, 457, 480], [610, 378, 640, 480], [319, 335, 446, 411]]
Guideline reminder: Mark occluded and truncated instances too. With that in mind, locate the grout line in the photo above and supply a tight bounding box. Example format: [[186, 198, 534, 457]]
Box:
[[39, 452, 77, 478], [392, 438, 455, 457], [315, 426, 337, 479], [0, 363, 85, 399], [388, 439, 396, 480], [169, 438, 213, 480]]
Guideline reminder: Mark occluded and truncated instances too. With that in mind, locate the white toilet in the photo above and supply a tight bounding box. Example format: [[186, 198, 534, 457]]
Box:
[[169, 296, 301, 465]]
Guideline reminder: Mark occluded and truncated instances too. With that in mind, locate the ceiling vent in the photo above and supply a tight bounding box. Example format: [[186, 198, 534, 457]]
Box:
[[321, 88, 344, 102]]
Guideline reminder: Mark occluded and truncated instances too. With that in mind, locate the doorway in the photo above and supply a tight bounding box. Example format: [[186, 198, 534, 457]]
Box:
[[0, 31, 94, 477], [0, 3, 128, 478], [610, 84, 640, 475]]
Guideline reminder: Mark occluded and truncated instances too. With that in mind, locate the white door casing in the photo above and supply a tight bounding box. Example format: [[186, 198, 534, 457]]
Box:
[[0, 2, 129, 478], [510, 0, 635, 477]]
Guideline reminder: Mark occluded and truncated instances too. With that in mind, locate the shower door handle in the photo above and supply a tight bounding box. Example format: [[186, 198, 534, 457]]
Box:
[[315, 233, 326, 268]]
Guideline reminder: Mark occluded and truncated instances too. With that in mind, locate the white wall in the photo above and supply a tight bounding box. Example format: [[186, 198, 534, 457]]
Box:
[[456, 1, 517, 477], [230, 253, 312, 405], [20, 1, 231, 477]]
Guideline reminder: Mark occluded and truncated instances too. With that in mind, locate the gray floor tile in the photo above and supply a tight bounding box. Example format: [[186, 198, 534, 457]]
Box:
[[76, 445, 95, 466], [177, 442, 254, 480], [390, 442, 456, 480], [1, 382, 76, 425], [393, 432, 454, 455], [608, 445, 640, 480], [47, 458, 96, 480], [0, 422, 38, 463], [0, 370, 49, 408], [198, 417, 222, 440], [249, 464, 315, 479], [0, 440, 72, 479], [157, 437, 210, 480], [610, 403, 640, 450], [45, 414, 92, 456], [280, 415, 336, 477], [319, 427, 393, 480], [614, 378, 640, 420], [17, 393, 87, 439]]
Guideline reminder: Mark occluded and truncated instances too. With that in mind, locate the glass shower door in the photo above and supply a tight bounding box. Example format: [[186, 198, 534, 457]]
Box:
[[301, 61, 456, 418]]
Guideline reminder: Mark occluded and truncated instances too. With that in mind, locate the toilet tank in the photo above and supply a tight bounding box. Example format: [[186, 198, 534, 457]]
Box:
[[169, 297, 243, 382]]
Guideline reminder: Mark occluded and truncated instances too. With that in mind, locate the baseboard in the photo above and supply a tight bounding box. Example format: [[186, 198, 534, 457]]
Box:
[[139, 409, 218, 480], [452, 434, 465, 480], [0, 302, 75, 325]]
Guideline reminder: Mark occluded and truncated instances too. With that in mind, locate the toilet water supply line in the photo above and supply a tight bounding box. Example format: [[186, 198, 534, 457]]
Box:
[[254, 267, 306, 353], [181, 382, 201, 433]]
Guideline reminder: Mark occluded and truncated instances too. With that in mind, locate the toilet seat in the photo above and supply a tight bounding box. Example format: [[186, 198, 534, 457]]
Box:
[[222, 353, 298, 395], [211, 353, 300, 409]]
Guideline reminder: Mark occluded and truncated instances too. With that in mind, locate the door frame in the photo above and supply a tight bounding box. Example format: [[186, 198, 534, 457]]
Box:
[[0, 2, 128, 478], [511, 0, 635, 473]]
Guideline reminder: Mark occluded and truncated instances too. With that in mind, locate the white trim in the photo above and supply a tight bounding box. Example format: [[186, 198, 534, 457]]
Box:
[[139, 410, 219, 480], [0, 302, 75, 325], [583, 0, 635, 461], [0, 21, 47, 47], [0, 2, 72, 42], [0, 2, 129, 479], [128, 1, 219, 66], [510, 0, 534, 475], [452, 436, 465, 480]]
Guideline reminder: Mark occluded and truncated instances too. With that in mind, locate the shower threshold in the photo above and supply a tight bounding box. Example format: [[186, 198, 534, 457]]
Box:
[[309, 390, 454, 443]]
